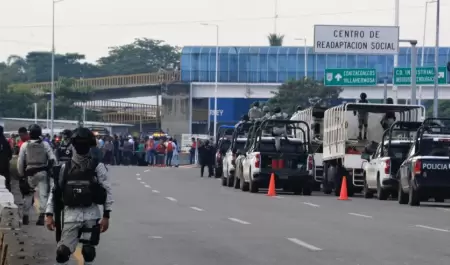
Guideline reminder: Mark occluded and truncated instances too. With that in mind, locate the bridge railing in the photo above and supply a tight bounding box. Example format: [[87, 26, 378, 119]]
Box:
[[24, 71, 181, 91]]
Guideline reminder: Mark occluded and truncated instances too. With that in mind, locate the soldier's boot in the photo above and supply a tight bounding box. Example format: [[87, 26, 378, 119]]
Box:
[[22, 215, 29, 225], [363, 130, 368, 140], [358, 132, 362, 140], [36, 213, 45, 226]]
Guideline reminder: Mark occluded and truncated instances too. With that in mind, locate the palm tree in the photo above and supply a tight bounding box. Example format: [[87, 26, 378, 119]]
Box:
[[267, 33, 284, 46]]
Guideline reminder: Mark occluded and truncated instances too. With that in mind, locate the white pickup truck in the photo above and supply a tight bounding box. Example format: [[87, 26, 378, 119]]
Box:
[[323, 103, 425, 197], [240, 119, 314, 194], [362, 121, 422, 200]]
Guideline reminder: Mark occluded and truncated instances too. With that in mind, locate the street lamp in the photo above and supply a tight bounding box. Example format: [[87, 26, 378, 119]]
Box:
[[51, 0, 64, 138], [294, 38, 308, 78], [399, 39, 418, 105], [393, 0, 400, 104], [433, 0, 440, 117], [201, 23, 219, 140], [419, 0, 437, 105]]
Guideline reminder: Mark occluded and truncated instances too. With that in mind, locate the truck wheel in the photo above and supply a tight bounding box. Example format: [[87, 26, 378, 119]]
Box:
[[363, 178, 374, 199], [293, 184, 302, 195], [240, 178, 249, 191], [302, 185, 312, 196], [408, 184, 420, 206], [249, 180, 259, 193], [377, 176, 389, 200], [221, 176, 227, 186], [227, 172, 234, 187], [233, 173, 240, 189], [398, 183, 408, 204]]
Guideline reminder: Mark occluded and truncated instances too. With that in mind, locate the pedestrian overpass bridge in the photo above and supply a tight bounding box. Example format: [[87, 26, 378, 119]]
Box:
[[20, 71, 450, 100]]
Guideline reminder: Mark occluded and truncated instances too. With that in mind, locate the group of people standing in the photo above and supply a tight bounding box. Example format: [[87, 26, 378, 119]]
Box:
[[0, 124, 113, 265]]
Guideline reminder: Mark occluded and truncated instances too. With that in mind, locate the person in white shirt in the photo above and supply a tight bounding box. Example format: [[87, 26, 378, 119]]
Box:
[[171, 139, 179, 167]]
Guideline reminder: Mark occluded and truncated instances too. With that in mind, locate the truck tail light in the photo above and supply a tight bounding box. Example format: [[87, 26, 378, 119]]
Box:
[[413, 160, 421, 175], [307, 155, 314, 171], [255, 153, 260, 168], [384, 159, 391, 175]]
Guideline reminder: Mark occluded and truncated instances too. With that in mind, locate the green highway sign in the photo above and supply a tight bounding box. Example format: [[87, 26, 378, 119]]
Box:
[[324, 68, 377, 86], [393, 67, 447, 85]]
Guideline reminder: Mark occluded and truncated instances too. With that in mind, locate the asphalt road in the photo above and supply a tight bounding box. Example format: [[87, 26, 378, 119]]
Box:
[[88, 165, 450, 265]]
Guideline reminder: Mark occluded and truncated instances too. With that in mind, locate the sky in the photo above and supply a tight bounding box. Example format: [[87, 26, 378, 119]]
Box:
[[0, 0, 448, 63]]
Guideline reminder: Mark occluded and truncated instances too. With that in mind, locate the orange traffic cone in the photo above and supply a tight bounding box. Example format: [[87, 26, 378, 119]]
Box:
[[267, 173, 277, 197], [338, 176, 349, 200]]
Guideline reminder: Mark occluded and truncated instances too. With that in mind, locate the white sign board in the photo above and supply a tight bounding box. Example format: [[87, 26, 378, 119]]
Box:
[[313, 25, 399, 55]]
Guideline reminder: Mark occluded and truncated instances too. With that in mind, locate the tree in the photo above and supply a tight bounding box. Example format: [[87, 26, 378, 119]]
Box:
[[97, 38, 181, 75], [268, 78, 343, 114], [268, 33, 284, 46], [426, 100, 450, 118]]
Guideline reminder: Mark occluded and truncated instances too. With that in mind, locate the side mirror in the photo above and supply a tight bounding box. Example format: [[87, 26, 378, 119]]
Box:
[[361, 153, 371, 161]]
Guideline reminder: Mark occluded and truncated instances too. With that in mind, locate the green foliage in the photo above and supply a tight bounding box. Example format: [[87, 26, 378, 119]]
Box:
[[426, 100, 450, 118], [267, 78, 343, 114], [267, 33, 284, 46]]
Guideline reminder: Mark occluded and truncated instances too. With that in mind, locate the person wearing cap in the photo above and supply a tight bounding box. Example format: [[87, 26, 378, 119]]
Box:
[[248, 101, 263, 121], [45, 127, 113, 265]]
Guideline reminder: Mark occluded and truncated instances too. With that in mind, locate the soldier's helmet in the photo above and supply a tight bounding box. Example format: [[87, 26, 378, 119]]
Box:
[[262, 106, 270, 113]]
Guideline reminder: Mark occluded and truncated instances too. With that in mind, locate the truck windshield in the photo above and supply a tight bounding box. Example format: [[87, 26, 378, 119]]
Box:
[[420, 138, 450, 156]]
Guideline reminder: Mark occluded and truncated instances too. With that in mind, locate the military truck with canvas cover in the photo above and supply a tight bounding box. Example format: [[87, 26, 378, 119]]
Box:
[[240, 119, 314, 194], [291, 106, 327, 190], [398, 118, 450, 206], [323, 103, 425, 196]]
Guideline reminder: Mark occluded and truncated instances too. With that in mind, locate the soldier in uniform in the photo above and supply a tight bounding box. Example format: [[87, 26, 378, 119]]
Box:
[[248, 102, 263, 121], [354, 92, 369, 140], [45, 127, 113, 265], [17, 124, 56, 225], [261, 106, 271, 121], [56, 129, 73, 164], [270, 106, 289, 120]]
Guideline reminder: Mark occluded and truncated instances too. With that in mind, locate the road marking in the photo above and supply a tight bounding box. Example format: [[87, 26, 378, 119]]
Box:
[[165, 197, 177, 202], [137, 177, 141, 181], [436, 207, 450, 212], [136, 173, 140, 176], [140, 181, 146, 185], [348, 213, 373, 219], [149, 236, 162, 239], [228, 218, 251, 225], [152, 190, 160, 193], [287, 238, 322, 251], [144, 170, 150, 172], [275, 196, 284, 199], [190, 207, 205, 212], [144, 185, 151, 188], [415, 225, 450, 233], [303, 202, 320, 208]]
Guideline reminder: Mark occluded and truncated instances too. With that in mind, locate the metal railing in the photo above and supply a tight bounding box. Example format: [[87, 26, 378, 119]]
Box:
[[0, 232, 9, 265], [22, 71, 181, 92]]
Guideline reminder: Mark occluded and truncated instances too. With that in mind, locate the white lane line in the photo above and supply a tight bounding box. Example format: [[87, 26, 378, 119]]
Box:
[[152, 190, 160, 193], [287, 238, 322, 251], [275, 196, 284, 199], [190, 207, 205, 212], [303, 202, 320, 208], [149, 236, 162, 239], [144, 185, 151, 188], [140, 181, 146, 185], [165, 197, 177, 202], [227, 218, 251, 225], [144, 170, 150, 172], [415, 225, 450, 233], [137, 177, 141, 181], [136, 173, 140, 176], [436, 207, 450, 212], [348, 213, 373, 219]]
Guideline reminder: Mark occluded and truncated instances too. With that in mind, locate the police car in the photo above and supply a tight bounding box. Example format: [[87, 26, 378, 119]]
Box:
[[398, 118, 450, 206]]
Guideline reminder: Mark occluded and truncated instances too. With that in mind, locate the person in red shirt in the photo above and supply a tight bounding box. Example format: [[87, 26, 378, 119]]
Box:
[[17, 127, 29, 150]]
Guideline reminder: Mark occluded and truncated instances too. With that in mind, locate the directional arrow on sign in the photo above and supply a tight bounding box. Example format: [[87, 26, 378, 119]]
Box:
[[335, 73, 342, 81], [439, 72, 445, 78]]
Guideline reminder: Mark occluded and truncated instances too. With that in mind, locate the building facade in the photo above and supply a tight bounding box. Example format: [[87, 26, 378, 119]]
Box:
[[181, 46, 450, 84]]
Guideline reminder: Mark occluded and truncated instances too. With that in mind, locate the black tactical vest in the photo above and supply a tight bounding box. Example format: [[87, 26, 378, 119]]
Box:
[[62, 159, 106, 207], [58, 143, 73, 162]]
